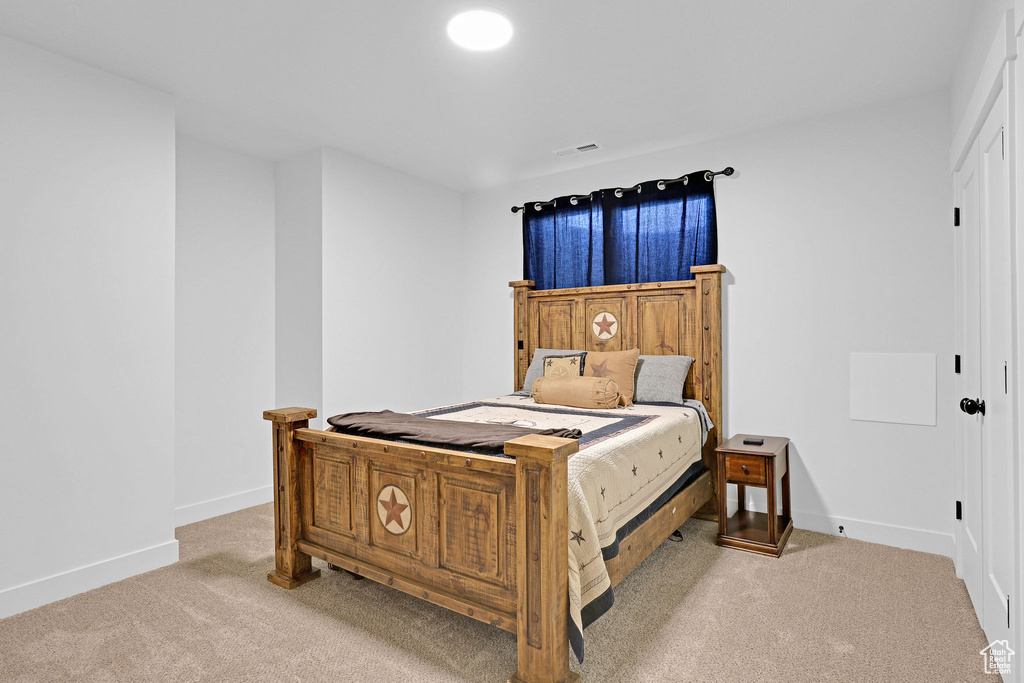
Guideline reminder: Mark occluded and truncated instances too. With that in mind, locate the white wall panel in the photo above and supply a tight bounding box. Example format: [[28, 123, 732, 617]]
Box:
[[850, 353, 937, 426], [274, 147, 464, 428], [320, 149, 464, 415], [275, 150, 324, 428], [175, 136, 276, 525], [0, 35, 177, 616]]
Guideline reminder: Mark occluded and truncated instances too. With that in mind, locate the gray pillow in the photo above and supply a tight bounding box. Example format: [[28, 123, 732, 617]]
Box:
[[633, 355, 695, 404], [515, 349, 586, 396]]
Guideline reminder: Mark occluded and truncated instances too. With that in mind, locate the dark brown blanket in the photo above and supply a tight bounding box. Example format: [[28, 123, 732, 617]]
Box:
[[326, 409, 582, 456]]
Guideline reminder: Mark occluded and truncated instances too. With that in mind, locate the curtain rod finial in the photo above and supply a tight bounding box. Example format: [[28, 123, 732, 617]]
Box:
[[511, 205, 523, 213]]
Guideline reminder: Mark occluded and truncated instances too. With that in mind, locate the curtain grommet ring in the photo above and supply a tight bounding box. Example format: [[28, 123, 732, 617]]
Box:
[[683, 176, 689, 185], [704, 171, 713, 181], [534, 203, 542, 211], [570, 196, 578, 205], [614, 188, 623, 198], [656, 181, 666, 190]]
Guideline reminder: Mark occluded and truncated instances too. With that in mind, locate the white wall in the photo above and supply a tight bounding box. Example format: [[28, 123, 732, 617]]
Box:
[[321, 148, 464, 415], [274, 147, 464, 424], [951, 0, 1014, 136], [175, 136, 276, 526], [461, 91, 955, 556], [0, 35, 177, 617], [275, 150, 324, 427]]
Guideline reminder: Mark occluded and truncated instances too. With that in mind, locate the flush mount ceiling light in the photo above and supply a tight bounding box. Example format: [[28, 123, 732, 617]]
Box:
[[447, 9, 513, 51]]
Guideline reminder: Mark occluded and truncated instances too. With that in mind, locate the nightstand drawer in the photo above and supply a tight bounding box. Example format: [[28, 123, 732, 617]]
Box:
[[725, 454, 766, 485]]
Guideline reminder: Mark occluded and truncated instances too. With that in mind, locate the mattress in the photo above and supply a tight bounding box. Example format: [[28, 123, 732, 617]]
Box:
[[416, 396, 711, 662]]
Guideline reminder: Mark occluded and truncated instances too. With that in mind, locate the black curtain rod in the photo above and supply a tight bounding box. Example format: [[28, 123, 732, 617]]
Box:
[[510, 167, 735, 214]]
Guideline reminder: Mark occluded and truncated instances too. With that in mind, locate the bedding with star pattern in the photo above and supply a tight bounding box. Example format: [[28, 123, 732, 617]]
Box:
[[415, 395, 710, 662]]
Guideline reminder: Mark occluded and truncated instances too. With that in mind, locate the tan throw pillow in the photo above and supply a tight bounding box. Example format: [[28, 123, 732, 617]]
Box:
[[543, 354, 585, 378], [532, 376, 620, 410], [583, 348, 640, 406]]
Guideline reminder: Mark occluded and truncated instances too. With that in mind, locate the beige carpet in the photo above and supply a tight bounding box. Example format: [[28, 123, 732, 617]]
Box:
[[0, 504, 995, 682]]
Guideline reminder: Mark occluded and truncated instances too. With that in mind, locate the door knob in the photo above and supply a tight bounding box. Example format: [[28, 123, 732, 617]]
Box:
[[960, 397, 986, 416]]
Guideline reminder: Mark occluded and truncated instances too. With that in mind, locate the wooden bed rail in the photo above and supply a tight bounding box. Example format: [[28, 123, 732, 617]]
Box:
[[264, 407, 581, 683]]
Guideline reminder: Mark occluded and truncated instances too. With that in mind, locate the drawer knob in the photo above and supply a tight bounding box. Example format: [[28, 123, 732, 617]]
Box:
[[741, 465, 748, 473]]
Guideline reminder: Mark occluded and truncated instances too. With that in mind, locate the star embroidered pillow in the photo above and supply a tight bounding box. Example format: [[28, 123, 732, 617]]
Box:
[[515, 349, 587, 396], [583, 348, 640, 406], [543, 354, 586, 379]]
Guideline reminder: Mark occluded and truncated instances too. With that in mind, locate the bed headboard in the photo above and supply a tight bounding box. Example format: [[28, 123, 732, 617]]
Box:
[[509, 264, 725, 474]]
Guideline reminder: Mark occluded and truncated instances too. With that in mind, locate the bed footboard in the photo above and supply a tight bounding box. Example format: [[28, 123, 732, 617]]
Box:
[[264, 408, 580, 683]]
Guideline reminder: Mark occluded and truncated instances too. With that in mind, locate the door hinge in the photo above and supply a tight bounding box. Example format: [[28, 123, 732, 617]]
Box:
[[955, 355, 961, 374], [954, 207, 960, 226], [956, 500, 962, 520]]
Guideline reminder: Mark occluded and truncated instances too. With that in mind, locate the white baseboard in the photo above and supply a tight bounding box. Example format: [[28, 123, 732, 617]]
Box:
[[793, 509, 956, 558], [0, 539, 179, 619], [174, 485, 273, 528], [726, 495, 956, 558]]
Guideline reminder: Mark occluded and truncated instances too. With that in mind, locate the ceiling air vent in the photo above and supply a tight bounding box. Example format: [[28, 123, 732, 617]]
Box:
[[554, 142, 601, 157]]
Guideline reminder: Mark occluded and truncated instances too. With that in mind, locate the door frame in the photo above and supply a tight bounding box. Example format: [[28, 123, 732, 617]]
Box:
[[952, 52, 1012, 588], [952, 10, 1022, 679], [953, 118, 983, 612]]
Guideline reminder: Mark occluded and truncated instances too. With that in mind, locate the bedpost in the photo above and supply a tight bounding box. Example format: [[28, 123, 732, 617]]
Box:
[[691, 264, 725, 520], [505, 434, 581, 683], [263, 407, 321, 589], [510, 280, 536, 392]]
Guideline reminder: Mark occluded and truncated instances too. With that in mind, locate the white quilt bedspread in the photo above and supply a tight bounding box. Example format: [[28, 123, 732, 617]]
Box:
[[417, 396, 708, 661]]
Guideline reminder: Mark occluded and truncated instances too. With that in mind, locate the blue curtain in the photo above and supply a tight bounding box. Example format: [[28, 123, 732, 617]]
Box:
[[523, 172, 717, 290], [522, 199, 603, 290]]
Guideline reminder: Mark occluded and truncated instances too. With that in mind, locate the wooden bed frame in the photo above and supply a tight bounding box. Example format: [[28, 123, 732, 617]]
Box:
[[264, 264, 725, 683]]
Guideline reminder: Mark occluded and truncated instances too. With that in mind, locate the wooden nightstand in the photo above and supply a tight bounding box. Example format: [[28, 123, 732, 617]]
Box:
[[715, 434, 793, 557]]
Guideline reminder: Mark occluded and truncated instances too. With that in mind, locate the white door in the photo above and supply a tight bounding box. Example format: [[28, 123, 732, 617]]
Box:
[[956, 124, 984, 620], [957, 84, 1016, 658], [977, 87, 1015, 650]]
